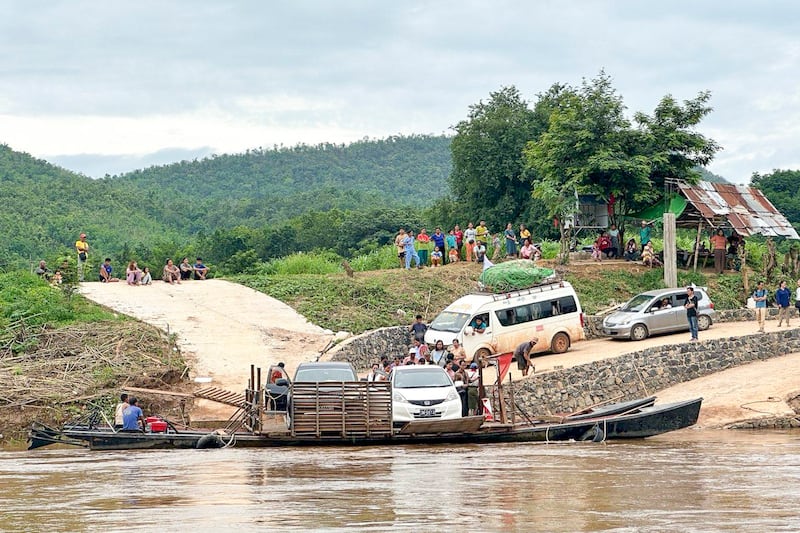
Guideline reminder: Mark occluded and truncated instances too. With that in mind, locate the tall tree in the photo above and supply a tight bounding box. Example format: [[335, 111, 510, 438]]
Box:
[[526, 72, 721, 259], [449, 86, 542, 229]]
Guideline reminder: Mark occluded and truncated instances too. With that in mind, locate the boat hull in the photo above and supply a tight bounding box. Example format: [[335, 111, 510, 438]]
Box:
[[28, 398, 702, 451]]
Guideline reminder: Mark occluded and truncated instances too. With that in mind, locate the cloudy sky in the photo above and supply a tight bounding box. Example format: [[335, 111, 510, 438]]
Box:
[[1, 1, 798, 182]]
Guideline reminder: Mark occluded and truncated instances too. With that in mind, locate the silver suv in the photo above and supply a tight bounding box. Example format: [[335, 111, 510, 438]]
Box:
[[602, 287, 716, 341]]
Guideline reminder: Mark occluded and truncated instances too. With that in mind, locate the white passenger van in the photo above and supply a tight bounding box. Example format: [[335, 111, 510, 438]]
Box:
[[424, 281, 585, 362]]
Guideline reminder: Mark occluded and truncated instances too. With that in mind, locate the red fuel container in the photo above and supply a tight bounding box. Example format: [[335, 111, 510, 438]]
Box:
[[149, 420, 168, 432]]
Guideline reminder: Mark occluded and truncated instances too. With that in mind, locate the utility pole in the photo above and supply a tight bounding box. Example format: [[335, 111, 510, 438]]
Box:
[[663, 213, 677, 288]]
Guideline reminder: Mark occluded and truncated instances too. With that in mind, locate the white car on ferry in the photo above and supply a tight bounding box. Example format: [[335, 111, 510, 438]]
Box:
[[391, 366, 462, 424]]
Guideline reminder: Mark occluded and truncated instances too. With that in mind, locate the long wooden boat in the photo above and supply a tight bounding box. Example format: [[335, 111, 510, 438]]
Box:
[[28, 397, 701, 451]]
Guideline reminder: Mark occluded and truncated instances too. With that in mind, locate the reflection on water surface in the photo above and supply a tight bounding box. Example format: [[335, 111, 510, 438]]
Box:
[[2, 430, 799, 532]]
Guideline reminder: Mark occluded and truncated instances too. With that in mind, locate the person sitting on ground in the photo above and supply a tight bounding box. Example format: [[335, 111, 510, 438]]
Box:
[[99, 258, 120, 282], [403, 347, 417, 365], [431, 246, 443, 267], [141, 266, 152, 285], [642, 241, 662, 267], [114, 393, 130, 430], [448, 247, 459, 264], [121, 396, 145, 432], [35, 260, 51, 280], [520, 239, 535, 260], [162, 258, 181, 284], [179, 257, 194, 280], [591, 239, 603, 262], [50, 270, 63, 286], [623, 239, 639, 262], [473, 241, 487, 263], [193, 257, 209, 280], [126, 261, 143, 285], [598, 232, 615, 259], [532, 244, 542, 261], [469, 315, 487, 334]]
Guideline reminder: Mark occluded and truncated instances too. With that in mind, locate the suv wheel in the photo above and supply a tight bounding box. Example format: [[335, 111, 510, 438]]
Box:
[[697, 315, 711, 331], [630, 323, 649, 341]]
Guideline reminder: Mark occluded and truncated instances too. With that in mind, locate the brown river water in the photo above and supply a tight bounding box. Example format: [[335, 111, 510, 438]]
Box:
[[2, 430, 799, 532]]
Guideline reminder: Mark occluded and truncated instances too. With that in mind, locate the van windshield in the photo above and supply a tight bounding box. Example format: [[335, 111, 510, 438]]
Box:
[[429, 311, 471, 333], [620, 294, 653, 312]]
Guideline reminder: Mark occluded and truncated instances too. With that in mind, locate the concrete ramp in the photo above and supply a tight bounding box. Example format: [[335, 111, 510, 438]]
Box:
[[79, 279, 334, 418]]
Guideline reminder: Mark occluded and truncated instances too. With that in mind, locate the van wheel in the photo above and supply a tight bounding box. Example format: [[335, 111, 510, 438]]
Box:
[[551, 332, 570, 354], [697, 315, 711, 331], [475, 348, 491, 365], [630, 324, 649, 341]]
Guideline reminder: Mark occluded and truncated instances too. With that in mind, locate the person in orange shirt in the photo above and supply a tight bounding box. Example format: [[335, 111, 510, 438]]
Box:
[[710, 229, 728, 274]]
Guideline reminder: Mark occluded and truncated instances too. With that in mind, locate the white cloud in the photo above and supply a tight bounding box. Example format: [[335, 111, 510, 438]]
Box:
[[1, 0, 800, 179]]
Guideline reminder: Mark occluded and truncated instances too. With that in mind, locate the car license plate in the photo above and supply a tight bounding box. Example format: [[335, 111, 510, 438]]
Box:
[[417, 408, 435, 417]]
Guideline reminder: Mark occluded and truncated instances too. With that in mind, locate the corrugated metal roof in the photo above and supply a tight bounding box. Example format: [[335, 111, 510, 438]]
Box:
[[678, 181, 799, 239]]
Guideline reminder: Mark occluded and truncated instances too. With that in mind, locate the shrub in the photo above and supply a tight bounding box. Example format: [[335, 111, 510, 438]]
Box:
[[259, 251, 343, 276]]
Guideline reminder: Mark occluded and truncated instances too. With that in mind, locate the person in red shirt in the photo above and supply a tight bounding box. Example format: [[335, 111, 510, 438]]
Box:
[[710, 229, 728, 274]]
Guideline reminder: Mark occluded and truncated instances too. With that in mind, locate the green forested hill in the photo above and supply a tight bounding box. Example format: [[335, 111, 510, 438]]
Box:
[[113, 135, 452, 229], [0, 145, 183, 268], [0, 135, 452, 269]]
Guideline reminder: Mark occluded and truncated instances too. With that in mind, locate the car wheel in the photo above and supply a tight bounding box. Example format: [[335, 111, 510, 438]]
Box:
[[475, 348, 491, 365], [551, 332, 570, 354], [630, 324, 649, 341], [697, 315, 711, 331]]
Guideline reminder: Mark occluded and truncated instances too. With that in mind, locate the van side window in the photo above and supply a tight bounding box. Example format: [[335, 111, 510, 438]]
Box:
[[532, 301, 552, 320], [559, 296, 578, 314]]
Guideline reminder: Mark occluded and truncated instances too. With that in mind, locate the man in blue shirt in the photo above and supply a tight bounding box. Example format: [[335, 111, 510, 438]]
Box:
[[776, 280, 791, 327], [753, 281, 768, 333], [193, 257, 209, 280], [122, 397, 145, 432]]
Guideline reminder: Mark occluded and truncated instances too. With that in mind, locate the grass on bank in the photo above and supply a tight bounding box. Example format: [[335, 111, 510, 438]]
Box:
[[234, 249, 756, 334]]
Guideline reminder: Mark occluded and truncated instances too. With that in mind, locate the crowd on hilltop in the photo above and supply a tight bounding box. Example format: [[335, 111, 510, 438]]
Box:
[[33, 232, 210, 286], [393, 221, 542, 269]]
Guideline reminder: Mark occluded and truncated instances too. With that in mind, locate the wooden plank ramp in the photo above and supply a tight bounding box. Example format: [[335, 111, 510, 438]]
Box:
[[194, 387, 247, 408], [397, 416, 485, 435]]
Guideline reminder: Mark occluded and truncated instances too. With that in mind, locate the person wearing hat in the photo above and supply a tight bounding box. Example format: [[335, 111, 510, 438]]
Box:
[[514, 338, 538, 376], [75, 232, 89, 282]]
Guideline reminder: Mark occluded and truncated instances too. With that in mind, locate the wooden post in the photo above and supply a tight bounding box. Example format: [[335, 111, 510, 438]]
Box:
[[663, 213, 677, 288], [692, 221, 703, 272]]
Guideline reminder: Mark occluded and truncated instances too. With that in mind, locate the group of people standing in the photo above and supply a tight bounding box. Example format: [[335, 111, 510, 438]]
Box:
[[751, 279, 800, 333], [394, 221, 540, 270]]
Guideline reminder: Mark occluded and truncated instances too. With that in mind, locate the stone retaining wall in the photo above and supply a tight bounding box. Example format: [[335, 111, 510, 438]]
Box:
[[329, 326, 410, 370], [514, 327, 800, 415], [328, 315, 800, 428]]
